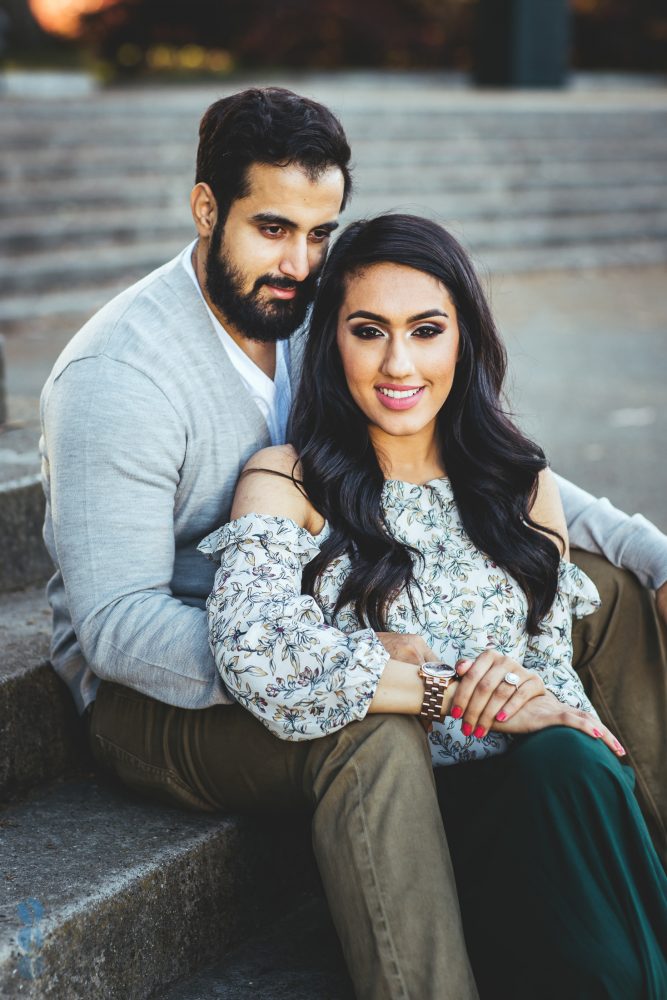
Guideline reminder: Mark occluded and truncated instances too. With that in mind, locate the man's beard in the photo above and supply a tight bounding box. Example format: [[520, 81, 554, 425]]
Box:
[[205, 222, 319, 344]]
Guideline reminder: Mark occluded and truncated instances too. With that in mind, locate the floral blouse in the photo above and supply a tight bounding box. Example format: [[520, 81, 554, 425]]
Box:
[[198, 477, 600, 766]]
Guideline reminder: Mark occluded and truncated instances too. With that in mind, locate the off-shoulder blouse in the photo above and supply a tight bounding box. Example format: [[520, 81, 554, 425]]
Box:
[[199, 477, 600, 765]]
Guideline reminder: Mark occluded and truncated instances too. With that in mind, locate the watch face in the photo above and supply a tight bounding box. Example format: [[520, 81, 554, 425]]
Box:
[[421, 661, 458, 680]]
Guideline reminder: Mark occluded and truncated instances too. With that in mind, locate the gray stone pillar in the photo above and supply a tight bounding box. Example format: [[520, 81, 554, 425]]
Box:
[[474, 0, 570, 88], [0, 335, 6, 426]]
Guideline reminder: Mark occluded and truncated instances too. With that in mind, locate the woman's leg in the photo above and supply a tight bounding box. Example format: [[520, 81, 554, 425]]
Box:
[[435, 728, 667, 1000]]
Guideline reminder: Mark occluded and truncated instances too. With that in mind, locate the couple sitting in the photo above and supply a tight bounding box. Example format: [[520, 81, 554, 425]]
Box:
[[41, 87, 666, 999]]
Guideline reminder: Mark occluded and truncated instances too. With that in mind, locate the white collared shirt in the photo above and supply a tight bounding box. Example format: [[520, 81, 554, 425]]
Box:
[[181, 240, 292, 445]]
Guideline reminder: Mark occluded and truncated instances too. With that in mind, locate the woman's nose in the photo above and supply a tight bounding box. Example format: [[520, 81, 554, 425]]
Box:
[[380, 339, 416, 379]]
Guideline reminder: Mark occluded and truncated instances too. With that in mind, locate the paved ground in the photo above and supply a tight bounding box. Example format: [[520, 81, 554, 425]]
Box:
[[3, 261, 665, 530]]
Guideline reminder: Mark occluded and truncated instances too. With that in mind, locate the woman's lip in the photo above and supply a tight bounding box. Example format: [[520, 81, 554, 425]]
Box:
[[375, 386, 425, 411], [264, 284, 297, 300]]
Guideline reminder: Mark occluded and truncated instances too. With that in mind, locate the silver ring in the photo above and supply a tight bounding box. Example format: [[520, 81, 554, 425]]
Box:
[[504, 671, 521, 689]]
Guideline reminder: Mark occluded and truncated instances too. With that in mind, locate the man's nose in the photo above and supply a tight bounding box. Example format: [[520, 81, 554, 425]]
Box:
[[279, 238, 310, 283], [381, 338, 416, 379]]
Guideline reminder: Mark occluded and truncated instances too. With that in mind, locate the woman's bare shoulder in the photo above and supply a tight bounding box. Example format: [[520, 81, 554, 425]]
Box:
[[530, 467, 569, 559], [231, 445, 323, 535], [242, 444, 301, 477]]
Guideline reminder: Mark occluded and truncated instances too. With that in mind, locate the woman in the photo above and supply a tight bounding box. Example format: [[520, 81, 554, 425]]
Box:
[[199, 215, 666, 998]]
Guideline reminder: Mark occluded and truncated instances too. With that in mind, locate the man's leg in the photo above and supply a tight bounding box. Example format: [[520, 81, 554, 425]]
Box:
[[570, 550, 667, 867], [90, 681, 479, 1000]]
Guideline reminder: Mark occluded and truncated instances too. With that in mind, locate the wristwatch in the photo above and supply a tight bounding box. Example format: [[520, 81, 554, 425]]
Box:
[[417, 661, 459, 721]]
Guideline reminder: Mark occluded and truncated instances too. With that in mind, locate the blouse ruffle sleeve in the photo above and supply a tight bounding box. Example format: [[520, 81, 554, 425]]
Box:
[[197, 514, 389, 741], [523, 560, 601, 716]]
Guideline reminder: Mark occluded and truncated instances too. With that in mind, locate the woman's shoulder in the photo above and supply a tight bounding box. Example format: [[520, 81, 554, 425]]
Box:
[[529, 467, 569, 559], [232, 445, 324, 535], [243, 444, 301, 476]]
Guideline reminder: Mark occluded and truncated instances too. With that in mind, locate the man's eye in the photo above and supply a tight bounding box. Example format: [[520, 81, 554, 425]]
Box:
[[261, 226, 284, 238], [310, 230, 331, 243], [413, 325, 442, 339]]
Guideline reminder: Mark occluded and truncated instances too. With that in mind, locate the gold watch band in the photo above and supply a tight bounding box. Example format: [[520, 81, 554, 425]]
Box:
[[420, 677, 448, 721]]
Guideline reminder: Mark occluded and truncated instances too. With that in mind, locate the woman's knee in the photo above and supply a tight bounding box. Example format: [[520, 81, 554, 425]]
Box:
[[509, 725, 625, 791]]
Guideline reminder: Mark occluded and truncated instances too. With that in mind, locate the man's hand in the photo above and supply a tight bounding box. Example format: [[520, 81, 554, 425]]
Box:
[[375, 632, 437, 666], [656, 581, 667, 627]]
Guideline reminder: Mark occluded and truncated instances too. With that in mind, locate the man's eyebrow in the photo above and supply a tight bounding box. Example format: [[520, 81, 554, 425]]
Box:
[[346, 309, 449, 322], [249, 213, 339, 233]]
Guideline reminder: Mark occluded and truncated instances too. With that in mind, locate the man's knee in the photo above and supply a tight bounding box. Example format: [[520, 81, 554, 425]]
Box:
[[304, 713, 434, 805]]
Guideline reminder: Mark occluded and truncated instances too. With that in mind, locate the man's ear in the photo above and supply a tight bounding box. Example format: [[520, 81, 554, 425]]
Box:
[[190, 182, 218, 238]]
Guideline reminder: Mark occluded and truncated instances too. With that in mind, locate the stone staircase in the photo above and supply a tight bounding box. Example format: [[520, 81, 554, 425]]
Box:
[[0, 578, 351, 999], [2, 75, 667, 340], [1, 72, 666, 997]]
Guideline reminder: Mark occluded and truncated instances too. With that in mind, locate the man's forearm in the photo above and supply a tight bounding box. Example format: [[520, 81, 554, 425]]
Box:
[[556, 473, 667, 590]]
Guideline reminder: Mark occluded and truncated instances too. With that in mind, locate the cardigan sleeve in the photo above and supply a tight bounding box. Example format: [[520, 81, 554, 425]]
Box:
[[199, 514, 389, 740]]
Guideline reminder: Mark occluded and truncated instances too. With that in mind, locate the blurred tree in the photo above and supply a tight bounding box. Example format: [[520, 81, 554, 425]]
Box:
[[79, 0, 476, 73]]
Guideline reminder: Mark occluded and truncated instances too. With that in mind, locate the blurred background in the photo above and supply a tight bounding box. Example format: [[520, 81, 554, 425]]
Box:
[[1, 0, 666, 534]]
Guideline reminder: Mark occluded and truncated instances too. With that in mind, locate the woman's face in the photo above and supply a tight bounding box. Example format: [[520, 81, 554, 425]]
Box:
[[336, 262, 461, 444]]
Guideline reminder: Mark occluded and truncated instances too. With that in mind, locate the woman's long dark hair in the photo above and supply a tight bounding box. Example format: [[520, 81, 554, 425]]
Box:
[[290, 214, 561, 634]]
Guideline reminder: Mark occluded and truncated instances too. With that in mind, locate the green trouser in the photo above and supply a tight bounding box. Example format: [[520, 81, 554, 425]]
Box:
[[435, 727, 667, 1000], [89, 553, 667, 999]]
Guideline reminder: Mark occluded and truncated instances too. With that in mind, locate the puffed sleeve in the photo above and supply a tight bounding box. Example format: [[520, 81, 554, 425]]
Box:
[[198, 514, 389, 740], [523, 561, 601, 716]]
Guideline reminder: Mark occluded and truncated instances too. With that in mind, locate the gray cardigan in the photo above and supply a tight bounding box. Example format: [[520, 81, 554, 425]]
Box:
[[40, 250, 667, 714]]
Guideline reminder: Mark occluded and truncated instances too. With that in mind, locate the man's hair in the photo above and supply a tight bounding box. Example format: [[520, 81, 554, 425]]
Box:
[[196, 87, 352, 221]]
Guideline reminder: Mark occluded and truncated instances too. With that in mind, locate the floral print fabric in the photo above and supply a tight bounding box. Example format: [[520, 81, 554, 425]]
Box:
[[199, 477, 600, 764]]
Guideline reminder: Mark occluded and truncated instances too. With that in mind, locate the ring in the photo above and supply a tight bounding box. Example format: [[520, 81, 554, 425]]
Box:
[[504, 671, 521, 689]]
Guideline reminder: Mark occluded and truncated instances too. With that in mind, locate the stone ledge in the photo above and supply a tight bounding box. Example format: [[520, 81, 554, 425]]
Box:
[[0, 586, 86, 801], [163, 894, 352, 1000], [0, 477, 52, 593], [0, 779, 316, 1000]]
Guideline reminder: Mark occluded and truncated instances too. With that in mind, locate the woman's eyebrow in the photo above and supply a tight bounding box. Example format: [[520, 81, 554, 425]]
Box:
[[346, 309, 449, 322]]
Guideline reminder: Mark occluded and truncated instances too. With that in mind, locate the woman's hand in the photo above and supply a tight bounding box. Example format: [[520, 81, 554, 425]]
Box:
[[452, 649, 546, 739], [494, 690, 626, 757]]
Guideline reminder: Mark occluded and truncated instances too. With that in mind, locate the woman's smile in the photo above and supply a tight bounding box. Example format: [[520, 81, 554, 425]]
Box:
[[375, 384, 426, 410]]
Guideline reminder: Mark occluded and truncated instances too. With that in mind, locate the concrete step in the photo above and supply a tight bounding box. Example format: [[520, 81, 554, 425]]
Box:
[[162, 895, 352, 1000], [0, 777, 316, 999], [3, 209, 667, 300], [4, 139, 667, 184], [3, 236, 667, 334], [4, 177, 667, 252], [0, 583, 85, 802], [0, 477, 52, 593]]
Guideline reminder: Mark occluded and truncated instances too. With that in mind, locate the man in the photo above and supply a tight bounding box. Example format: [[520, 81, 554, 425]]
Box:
[[40, 88, 666, 998]]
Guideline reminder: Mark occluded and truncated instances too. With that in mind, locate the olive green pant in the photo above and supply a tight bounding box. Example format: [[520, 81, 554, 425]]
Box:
[[89, 553, 667, 999]]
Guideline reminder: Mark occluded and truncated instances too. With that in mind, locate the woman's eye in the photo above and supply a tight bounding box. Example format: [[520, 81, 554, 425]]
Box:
[[413, 325, 443, 339], [351, 325, 384, 339]]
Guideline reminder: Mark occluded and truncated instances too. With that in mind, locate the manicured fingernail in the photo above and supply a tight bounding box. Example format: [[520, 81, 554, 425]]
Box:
[[451, 705, 463, 719], [473, 725, 485, 739], [462, 722, 473, 737], [614, 741, 626, 756], [495, 711, 507, 722], [455, 659, 472, 674], [593, 729, 602, 738]]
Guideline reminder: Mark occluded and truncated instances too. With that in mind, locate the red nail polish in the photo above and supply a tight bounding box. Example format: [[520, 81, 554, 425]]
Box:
[[473, 725, 485, 739], [496, 711, 507, 722], [593, 729, 602, 738], [451, 705, 463, 720], [462, 722, 473, 737], [614, 741, 626, 755]]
